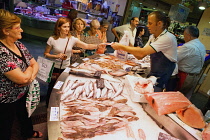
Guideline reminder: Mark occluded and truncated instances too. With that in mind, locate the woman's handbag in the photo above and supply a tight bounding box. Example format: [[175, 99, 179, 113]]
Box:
[[26, 79, 40, 117]]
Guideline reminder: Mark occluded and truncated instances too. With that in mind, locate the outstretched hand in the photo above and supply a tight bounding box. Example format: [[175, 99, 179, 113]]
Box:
[[111, 42, 123, 50]]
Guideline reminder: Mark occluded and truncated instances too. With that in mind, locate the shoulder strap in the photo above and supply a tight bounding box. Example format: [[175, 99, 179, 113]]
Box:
[[59, 37, 70, 71]]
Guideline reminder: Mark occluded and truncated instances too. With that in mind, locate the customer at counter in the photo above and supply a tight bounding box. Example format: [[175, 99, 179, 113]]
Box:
[[0, 9, 42, 139], [111, 17, 139, 46], [70, 18, 86, 64], [98, 19, 109, 43], [111, 11, 177, 92], [176, 26, 206, 99], [85, 19, 102, 56], [44, 17, 103, 107]]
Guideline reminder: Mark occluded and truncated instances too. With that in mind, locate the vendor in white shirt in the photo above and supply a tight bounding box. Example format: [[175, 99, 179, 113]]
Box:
[[111, 17, 139, 46], [111, 11, 177, 92]]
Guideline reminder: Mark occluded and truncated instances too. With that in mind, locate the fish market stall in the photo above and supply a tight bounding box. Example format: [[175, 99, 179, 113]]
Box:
[[47, 54, 203, 140]]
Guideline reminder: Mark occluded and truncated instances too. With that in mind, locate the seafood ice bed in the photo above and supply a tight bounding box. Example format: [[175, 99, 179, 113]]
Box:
[[58, 75, 170, 140]]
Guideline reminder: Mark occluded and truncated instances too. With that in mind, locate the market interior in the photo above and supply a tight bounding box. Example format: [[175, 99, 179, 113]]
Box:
[[1, 0, 210, 139]]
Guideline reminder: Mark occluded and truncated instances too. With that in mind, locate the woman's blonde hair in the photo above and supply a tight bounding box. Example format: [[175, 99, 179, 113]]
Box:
[[0, 9, 21, 39], [72, 18, 86, 31], [53, 17, 71, 40]]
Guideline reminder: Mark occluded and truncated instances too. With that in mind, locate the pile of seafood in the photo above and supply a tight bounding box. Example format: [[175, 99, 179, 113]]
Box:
[[74, 55, 141, 77], [60, 90, 139, 139], [61, 78, 124, 101]]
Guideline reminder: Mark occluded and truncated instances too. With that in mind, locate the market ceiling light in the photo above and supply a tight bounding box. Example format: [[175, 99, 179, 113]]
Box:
[[198, 1, 207, 10]]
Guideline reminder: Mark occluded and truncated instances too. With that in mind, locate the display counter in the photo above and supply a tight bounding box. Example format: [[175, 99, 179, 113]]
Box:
[[47, 54, 202, 140]]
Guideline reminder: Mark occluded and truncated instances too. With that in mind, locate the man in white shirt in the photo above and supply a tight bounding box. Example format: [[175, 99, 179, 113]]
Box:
[[111, 17, 139, 46], [177, 26, 206, 99]]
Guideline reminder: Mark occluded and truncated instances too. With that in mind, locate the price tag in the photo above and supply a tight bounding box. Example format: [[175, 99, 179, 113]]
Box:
[[158, 132, 180, 140], [64, 67, 71, 73], [53, 81, 64, 89], [71, 62, 80, 67], [50, 107, 59, 121], [82, 58, 90, 61]]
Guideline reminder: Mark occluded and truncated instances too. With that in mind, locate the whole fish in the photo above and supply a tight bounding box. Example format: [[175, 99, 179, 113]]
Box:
[[96, 88, 102, 98], [101, 87, 108, 98], [71, 80, 85, 90], [74, 85, 84, 99], [112, 83, 124, 98]]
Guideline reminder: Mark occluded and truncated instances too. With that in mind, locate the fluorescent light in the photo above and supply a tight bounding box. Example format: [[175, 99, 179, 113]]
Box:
[[198, 1, 207, 10]]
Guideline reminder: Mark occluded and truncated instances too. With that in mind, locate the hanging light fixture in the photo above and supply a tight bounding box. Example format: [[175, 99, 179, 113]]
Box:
[[198, 1, 207, 10]]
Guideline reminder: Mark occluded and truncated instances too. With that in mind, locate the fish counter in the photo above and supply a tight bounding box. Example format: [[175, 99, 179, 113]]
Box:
[[47, 54, 203, 140]]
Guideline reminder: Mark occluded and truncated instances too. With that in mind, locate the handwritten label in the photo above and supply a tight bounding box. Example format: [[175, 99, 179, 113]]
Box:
[[50, 107, 59, 121], [53, 81, 64, 89], [158, 132, 180, 140]]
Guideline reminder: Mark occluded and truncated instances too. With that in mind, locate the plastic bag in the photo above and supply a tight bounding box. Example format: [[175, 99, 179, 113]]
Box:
[[114, 31, 130, 61], [26, 79, 40, 117]]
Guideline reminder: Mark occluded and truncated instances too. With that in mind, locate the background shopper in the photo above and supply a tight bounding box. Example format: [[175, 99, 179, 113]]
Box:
[[177, 26, 206, 99], [134, 26, 145, 48], [111, 17, 139, 46]]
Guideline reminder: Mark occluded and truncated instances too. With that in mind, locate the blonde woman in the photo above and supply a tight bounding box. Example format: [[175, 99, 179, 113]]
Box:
[[44, 17, 100, 107], [70, 18, 86, 63]]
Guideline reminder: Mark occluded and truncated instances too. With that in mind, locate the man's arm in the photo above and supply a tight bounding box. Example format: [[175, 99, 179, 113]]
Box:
[[111, 28, 120, 42], [111, 42, 156, 59]]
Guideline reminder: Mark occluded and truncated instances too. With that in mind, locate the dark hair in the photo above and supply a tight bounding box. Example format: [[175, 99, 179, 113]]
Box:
[[185, 26, 199, 38], [130, 17, 138, 24], [67, 9, 78, 20], [149, 11, 171, 29], [100, 19, 109, 27], [136, 26, 144, 37]]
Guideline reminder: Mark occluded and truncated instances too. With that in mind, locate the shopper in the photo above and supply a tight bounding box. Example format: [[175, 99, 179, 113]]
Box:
[[0, 9, 42, 139], [67, 9, 78, 31], [85, 19, 102, 56], [98, 19, 109, 43], [134, 26, 145, 48], [44, 17, 102, 107], [70, 18, 86, 63], [85, 19, 101, 38], [111, 11, 177, 92], [177, 26, 206, 99], [62, 0, 74, 15], [111, 17, 139, 46]]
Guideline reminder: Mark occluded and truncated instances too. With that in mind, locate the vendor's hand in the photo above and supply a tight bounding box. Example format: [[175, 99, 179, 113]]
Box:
[[111, 42, 123, 50]]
